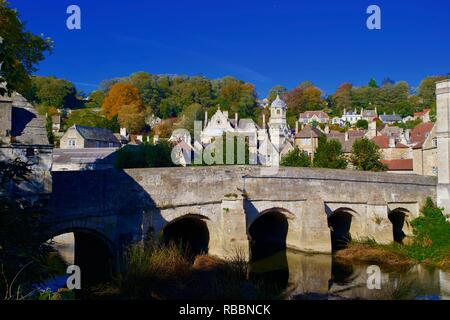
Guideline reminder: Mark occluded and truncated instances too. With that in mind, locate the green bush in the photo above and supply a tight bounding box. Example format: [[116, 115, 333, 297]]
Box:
[[114, 142, 175, 169]]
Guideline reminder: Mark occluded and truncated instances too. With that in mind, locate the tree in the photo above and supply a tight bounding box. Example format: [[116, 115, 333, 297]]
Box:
[[64, 109, 118, 131], [175, 103, 203, 135], [368, 78, 378, 88], [85, 90, 105, 109], [102, 83, 143, 120], [313, 136, 347, 169], [114, 142, 175, 169], [356, 119, 369, 130], [332, 83, 353, 115], [350, 138, 387, 171], [153, 118, 176, 138], [217, 77, 257, 117], [0, 1, 53, 96], [418, 75, 447, 108], [281, 147, 311, 167], [118, 104, 146, 134], [26, 76, 78, 108], [0, 159, 54, 299]]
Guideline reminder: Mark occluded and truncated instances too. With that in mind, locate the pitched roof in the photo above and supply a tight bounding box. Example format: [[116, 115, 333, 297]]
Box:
[[380, 114, 402, 122], [295, 125, 322, 138], [53, 148, 117, 165], [326, 130, 364, 153], [10, 93, 50, 146], [371, 135, 409, 149], [410, 122, 434, 145], [73, 125, 119, 143], [362, 109, 377, 117], [414, 109, 430, 117], [381, 159, 413, 171], [299, 110, 329, 119]]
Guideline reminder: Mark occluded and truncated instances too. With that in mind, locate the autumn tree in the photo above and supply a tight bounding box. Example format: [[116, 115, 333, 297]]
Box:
[[118, 104, 146, 134], [332, 83, 353, 116], [102, 83, 143, 120], [217, 77, 257, 117]]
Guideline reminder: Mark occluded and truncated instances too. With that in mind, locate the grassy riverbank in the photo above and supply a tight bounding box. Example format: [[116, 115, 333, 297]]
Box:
[[88, 242, 283, 300], [336, 198, 450, 272]]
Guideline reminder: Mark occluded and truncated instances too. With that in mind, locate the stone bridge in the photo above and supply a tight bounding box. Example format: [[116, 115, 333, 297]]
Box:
[[43, 166, 436, 281]]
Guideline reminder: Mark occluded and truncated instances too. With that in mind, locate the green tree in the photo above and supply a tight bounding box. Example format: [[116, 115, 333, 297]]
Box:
[[64, 109, 118, 131], [350, 138, 387, 171], [281, 147, 311, 167], [114, 142, 175, 169], [313, 136, 347, 169], [175, 103, 204, 135], [0, 0, 53, 96], [368, 78, 378, 88], [356, 119, 369, 130], [26, 76, 78, 108], [85, 90, 105, 109], [418, 75, 447, 107]]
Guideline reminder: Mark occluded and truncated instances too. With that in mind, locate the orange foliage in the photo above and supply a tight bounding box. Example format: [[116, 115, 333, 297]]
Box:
[[102, 83, 143, 120]]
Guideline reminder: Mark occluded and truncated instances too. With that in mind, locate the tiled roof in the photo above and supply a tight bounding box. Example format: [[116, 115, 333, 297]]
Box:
[[410, 122, 434, 145], [295, 125, 322, 138], [371, 135, 409, 149], [414, 109, 430, 117], [381, 159, 413, 171], [326, 130, 364, 153]]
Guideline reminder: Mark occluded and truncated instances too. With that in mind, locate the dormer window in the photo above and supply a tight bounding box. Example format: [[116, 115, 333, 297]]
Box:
[[277, 109, 281, 115]]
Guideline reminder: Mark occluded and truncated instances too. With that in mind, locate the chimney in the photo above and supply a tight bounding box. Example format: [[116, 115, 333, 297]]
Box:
[[345, 131, 349, 141], [235, 112, 238, 126], [262, 113, 266, 128], [120, 127, 127, 137], [324, 124, 330, 134], [295, 121, 299, 134], [204, 111, 208, 128], [389, 136, 396, 148], [361, 108, 363, 115], [153, 135, 159, 145], [375, 106, 378, 115], [343, 108, 346, 115]]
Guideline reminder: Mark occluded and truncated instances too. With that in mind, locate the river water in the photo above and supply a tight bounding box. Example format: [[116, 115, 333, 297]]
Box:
[[249, 250, 450, 300]]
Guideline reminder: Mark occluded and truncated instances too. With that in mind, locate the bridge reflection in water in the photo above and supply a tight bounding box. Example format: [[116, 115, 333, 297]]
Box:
[[250, 249, 450, 300]]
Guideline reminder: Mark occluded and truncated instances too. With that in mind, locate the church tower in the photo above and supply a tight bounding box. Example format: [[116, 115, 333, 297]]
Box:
[[268, 94, 289, 150]]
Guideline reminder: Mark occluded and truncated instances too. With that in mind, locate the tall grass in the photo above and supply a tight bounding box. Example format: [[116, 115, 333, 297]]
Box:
[[90, 242, 283, 300]]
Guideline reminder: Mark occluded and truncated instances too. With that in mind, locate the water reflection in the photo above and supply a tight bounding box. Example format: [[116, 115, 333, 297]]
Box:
[[251, 249, 450, 300]]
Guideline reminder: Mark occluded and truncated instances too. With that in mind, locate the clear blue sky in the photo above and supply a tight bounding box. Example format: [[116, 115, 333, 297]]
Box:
[[10, 0, 450, 97]]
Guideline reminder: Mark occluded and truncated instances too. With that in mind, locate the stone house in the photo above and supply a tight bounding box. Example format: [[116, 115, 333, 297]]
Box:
[[413, 108, 431, 123], [298, 110, 329, 125], [60, 125, 121, 149], [412, 123, 437, 176], [371, 135, 412, 161], [294, 125, 322, 158]]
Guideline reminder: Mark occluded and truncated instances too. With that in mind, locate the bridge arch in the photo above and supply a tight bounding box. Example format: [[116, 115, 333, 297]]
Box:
[[328, 207, 358, 251], [162, 214, 210, 258], [388, 207, 410, 243], [45, 227, 115, 286], [247, 208, 291, 261]]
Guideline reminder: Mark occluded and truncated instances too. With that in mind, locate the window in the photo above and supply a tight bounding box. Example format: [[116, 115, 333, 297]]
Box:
[[96, 141, 101, 148], [68, 139, 76, 148], [109, 142, 114, 148], [277, 109, 281, 115], [432, 138, 437, 148], [301, 138, 311, 145]]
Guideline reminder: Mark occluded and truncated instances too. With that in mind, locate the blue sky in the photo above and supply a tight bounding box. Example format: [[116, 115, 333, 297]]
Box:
[[10, 0, 450, 97]]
